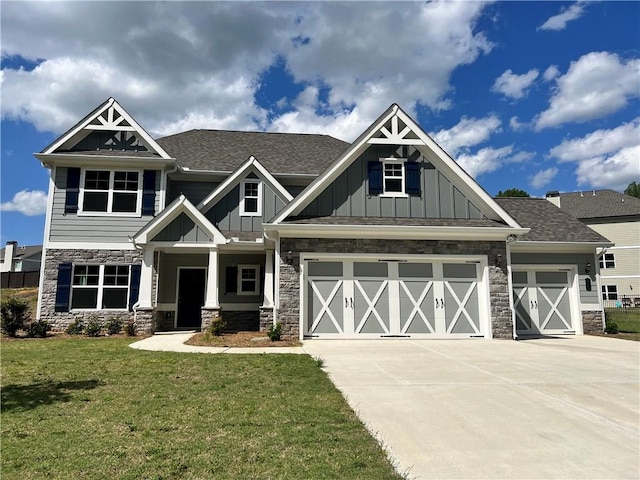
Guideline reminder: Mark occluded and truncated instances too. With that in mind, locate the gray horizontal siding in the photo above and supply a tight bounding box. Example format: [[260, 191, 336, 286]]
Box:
[[157, 253, 208, 303], [166, 179, 219, 206], [49, 166, 160, 243], [511, 252, 599, 305], [300, 145, 483, 220], [220, 254, 264, 305]]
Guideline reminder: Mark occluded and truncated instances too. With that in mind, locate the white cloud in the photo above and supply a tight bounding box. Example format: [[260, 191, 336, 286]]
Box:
[[575, 145, 640, 191], [432, 115, 501, 156], [0, 190, 48, 216], [538, 2, 586, 31], [543, 65, 560, 81], [535, 52, 640, 130], [529, 167, 559, 189], [0, 1, 494, 141], [456, 145, 517, 178], [509, 116, 525, 131], [492, 69, 539, 99]]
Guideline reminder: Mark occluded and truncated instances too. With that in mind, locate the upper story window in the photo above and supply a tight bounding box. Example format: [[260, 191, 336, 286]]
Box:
[[368, 158, 421, 197], [383, 160, 405, 195], [599, 253, 615, 269], [240, 180, 262, 216], [80, 169, 141, 215]]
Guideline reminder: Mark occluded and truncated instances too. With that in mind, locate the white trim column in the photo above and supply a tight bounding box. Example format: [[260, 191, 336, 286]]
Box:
[[204, 247, 219, 308], [262, 249, 274, 308], [138, 247, 155, 309]]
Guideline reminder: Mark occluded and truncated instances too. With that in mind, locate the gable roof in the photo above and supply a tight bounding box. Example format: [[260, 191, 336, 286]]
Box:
[[495, 197, 611, 243], [198, 156, 292, 212], [553, 190, 640, 219], [271, 103, 522, 229], [0, 244, 42, 261], [39, 97, 172, 160], [156, 129, 349, 175]]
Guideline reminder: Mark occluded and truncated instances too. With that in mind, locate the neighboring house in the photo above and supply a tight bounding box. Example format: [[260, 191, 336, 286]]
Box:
[[547, 190, 640, 303], [1, 241, 42, 272], [35, 98, 611, 339]]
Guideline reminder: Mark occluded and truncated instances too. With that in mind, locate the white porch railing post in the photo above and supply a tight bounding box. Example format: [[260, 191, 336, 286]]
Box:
[[204, 248, 219, 309], [262, 249, 274, 308], [138, 247, 155, 309]]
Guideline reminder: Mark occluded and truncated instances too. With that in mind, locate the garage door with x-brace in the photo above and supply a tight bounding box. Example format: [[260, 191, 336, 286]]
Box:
[[303, 255, 490, 339]]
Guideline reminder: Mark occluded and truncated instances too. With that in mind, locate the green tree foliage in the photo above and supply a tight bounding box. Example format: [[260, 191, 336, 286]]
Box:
[[624, 181, 640, 199], [496, 188, 530, 197]]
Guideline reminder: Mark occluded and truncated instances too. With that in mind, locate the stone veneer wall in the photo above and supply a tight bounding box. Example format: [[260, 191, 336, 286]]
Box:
[[259, 307, 274, 331], [583, 310, 604, 334], [278, 238, 512, 339], [39, 249, 144, 332]]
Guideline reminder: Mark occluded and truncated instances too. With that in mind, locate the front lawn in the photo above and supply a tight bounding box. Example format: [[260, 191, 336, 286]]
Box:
[[1, 337, 401, 479], [604, 310, 640, 341]]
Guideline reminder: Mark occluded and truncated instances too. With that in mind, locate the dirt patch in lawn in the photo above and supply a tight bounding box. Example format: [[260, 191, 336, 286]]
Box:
[[186, 331, 301, 348]]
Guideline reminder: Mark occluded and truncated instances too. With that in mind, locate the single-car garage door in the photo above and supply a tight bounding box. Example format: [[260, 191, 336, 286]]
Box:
[[303, 255, 490, 339], [512, 267, 580, 336]]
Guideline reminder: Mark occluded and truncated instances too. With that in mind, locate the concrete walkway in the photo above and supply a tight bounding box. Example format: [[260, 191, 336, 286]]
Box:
[[129, 331, 305, 354]]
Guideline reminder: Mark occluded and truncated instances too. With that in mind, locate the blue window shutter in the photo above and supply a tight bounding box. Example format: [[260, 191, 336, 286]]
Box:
[[55, 263, 73, 312], [129, 264, 142, 311], [405, 162, 421, 196], [65, 168, 81, 213], [368, 161, 383, 195], [142, 170, 156, 216]]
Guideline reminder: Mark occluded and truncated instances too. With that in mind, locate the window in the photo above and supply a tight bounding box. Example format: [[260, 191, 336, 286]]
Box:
[[368, 159, 420, 196], [601, 285, 618, 301], [599, 253, 615, 269], [71, 264, 130, 309], [382, 160, 406, 196], [240, 180, 262, 216], [237, 265, 260, 295], [80, 169, 141, 215]]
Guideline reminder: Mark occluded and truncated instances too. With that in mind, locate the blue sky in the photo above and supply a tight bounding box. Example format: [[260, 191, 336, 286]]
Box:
[[1, 1, 639, 246]]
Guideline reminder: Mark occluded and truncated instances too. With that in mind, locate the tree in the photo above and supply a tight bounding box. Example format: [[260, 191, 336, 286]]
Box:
[[496, 188, 530, 197], [624, 181, 640, 199]]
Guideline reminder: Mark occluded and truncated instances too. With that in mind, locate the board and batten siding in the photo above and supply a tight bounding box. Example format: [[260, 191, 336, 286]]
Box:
[[49, 167, 161, 243], [166, 179, 219, 207], [205, 182, 287, 232], [151, 213, 213, 243], [300, 145, 483, 219], [510, 252, 599, 306]]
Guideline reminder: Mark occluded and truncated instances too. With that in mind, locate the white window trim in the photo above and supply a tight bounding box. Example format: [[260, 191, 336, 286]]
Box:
[[237, 264, 260, 296], [78, 169, 143, 217], [601, 284, 618, 300], [380, 158, 408, 198], [70, 264, 131, 311], [239, 180, 262, 216], [599, 253, 616, 270]]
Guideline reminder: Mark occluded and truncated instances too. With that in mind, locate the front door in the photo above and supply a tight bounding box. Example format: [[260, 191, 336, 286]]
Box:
[[177, 268, 206, 329]]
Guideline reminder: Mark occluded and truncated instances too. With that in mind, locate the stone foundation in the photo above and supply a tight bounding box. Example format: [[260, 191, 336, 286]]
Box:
[[583, 310, 604, 334], [259, 306, 275, 332], [200, 308, 222, 332], [278, 238, 512, 340], [221, 310, 260, 332], [134, 308, 154, 334]]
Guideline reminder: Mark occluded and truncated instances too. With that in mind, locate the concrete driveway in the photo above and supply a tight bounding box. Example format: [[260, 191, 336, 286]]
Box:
[[302, 336, 639, 479]]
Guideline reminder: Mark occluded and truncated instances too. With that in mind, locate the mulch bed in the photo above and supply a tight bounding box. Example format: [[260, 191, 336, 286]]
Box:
[[185, 331, 301, 348]]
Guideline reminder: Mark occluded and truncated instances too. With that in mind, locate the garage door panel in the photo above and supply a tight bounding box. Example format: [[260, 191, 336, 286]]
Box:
[[307, 279, 344, 335], [399, 280, 435, 334], [354, 280, 390, 334], [444, 281, 480, 334]]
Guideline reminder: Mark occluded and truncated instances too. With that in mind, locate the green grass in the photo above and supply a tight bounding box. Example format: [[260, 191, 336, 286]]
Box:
[[604, 310, 640, 341], [1, 337, 402, 479]]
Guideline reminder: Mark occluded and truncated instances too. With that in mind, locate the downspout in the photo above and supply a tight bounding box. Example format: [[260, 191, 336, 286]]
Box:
[[129, 235, 143, 316], [505, 234, 518, 340]]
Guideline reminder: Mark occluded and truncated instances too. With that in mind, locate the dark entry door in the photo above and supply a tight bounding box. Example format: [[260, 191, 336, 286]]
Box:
[[177, 268, 206, 329]]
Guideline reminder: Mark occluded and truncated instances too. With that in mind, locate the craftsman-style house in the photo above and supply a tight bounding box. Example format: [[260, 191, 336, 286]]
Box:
[[35, 98, 611, 339]]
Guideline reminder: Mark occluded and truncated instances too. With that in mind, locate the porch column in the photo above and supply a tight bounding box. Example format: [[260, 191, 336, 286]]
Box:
[[204, 247, 219, 309], [262, 249, 274, 308], [137, 247, 155, 309]]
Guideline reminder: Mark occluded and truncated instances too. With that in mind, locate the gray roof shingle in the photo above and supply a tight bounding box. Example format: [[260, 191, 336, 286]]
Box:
[[156, 130, 350, 175], [555, 190, 640, 219], [495, 197, 610, 243]]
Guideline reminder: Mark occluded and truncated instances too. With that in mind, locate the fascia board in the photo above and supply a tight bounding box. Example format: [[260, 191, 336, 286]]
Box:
[[265, 223, 529, 241], [510, 241, 613, 254], [270, 105, 398, 224], [34, 153, 176, 168], [110, 101, 173, 159]]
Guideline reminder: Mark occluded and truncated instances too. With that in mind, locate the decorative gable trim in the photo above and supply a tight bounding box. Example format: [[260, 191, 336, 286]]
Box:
[[197, 156, 293, 213], [132, 194, 225, 245], [270, 104, 522, 229], [41, 97, 173, 160]]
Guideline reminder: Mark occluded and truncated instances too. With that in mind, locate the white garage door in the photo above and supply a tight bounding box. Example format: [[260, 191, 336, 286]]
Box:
[[512, 268, 579, 336], [304, 255, 489, 339]]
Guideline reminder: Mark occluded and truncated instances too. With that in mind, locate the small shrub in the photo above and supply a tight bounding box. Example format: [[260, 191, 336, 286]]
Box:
[[1, 296, 29, 337], [267, 322, 282, 342], [314, 356, 324, 368], [85, 316, 102, 337], [65, 318, 85, 335], [124, 320, 137, 337], [104, 317, 123, 335], [26, 320, 52, 338], [208, 315, 226, 336], [605, 322, 619, 334]]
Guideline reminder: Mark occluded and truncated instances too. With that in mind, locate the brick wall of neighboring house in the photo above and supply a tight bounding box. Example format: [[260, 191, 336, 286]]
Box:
[[277, 238, 512, 339], [39, 249, 144, 331]]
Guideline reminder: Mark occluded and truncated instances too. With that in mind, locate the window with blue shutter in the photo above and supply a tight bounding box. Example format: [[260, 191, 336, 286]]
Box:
[[128, 264, 142, 311], [405, 162, 421, 196], [142, 170, 156, 216], [55, 263, 73, 312], [65, 168, 81, 213], [368, 161, 383, 195]]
